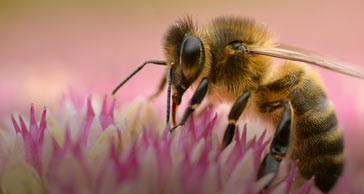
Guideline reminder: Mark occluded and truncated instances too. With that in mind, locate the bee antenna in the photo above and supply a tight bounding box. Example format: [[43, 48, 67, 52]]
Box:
[[166, 68, 173, 125], [112, 60, 167, 95]]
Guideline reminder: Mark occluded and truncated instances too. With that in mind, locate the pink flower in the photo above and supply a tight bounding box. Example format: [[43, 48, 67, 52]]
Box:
[[6, 95, 357, 194]]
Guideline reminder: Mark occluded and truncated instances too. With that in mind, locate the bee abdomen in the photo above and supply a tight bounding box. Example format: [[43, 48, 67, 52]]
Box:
[[294, 150, 344, 193], [290, 78, 344, 192]]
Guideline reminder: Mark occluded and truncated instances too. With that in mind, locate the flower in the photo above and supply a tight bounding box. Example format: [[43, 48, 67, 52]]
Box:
[[6, 95, 361, 194]]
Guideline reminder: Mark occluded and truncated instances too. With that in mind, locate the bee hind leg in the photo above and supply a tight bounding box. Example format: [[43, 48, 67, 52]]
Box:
[[221, 91, 251, 149], [257, 100, 292, 188]]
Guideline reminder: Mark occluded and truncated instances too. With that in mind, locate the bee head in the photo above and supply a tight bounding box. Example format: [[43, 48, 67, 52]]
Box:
[[163, 17, 205, 105]]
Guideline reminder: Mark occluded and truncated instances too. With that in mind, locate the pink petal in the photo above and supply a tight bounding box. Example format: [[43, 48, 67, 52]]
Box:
[[268, 161, 298, 194], [257, 129, 267, 146], [198, 113, 218, 140], [11, 114, 21, 134], [77, 97, 95, 146], [59, 187, 77, 194], [110, 145, 139, 183], [199, 106, 213, 126], [99, 96, 116, 131], [293, 177, 314, 194], [241, 124, 247, 149], [285, 161, 298, 193], [29, 104, 37, 137], [18, 115, 28, 134], [36, 108, 47, 142], [13, 109, 46, 174]]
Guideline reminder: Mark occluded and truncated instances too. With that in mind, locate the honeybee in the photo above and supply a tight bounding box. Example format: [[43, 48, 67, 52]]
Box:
[[112, 16, 364, 193]]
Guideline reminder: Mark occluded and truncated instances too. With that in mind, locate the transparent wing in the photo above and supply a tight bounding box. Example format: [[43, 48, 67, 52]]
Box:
[[278, 43, 364, 70], [247, 44, 364, 80]]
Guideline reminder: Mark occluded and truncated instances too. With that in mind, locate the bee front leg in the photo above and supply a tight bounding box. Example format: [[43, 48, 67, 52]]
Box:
[[170, 78, 209, 132], [222, 91, 251, 148], [257, 100, 292, 188]]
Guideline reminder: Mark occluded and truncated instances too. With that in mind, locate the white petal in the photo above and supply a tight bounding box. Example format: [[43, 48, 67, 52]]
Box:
[[223, 149, 254, 194], [202, 163, 219, 194], [271, 182, 287, 194], [138, 146, 159, 192], [1, 159, 43, 194], [190, 139, 205, 165]]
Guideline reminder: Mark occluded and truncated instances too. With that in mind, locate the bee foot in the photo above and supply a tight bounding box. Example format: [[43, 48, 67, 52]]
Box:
[[169, 124, 183, 132]]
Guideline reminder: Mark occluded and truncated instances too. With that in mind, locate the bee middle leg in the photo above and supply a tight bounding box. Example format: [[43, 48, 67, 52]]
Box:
[[222, 91, 251, 148], [170, 78, 209, 132], [257, 100, 292, 188]]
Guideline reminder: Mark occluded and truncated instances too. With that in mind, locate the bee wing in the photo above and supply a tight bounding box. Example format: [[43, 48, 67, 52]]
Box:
[[278, 43, 364, 70], [247, 45, 364, 80]]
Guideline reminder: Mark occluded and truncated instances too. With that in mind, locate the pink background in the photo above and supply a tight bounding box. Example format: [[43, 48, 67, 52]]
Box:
[[0, 0, 364, 188]]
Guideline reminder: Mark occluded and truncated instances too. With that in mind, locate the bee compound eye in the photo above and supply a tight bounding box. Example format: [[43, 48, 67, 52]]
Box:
[[181, 36, 202, 69]]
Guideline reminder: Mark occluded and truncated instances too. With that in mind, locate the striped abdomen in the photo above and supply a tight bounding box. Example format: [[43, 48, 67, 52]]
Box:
[[289, 75, 344, 192]]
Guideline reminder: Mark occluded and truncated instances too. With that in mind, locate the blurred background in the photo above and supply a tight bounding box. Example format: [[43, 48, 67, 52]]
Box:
[[0, 0, 364, 190]]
